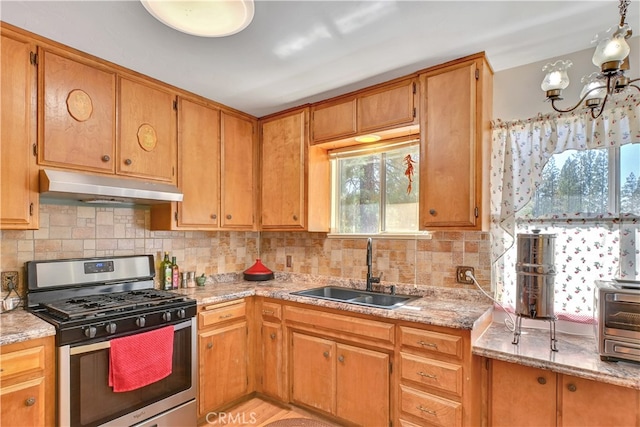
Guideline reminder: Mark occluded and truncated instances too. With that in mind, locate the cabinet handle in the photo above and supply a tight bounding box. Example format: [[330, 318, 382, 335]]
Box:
[[537, 377, 547, 385], [417, 340, 438, 349], [262, 310, 274, 315], [338, 355, 344, 363], [323, 351, 330, 358], [293, 215, 298, 221], [25, 397, 36, 407], [101, 155, 110, 162], [124, 158, 132, 166], [429, 209, 436, 216], [211, 214, 217, 219], [219, 313, 233, 319], [226, 214, 232, 220], [270, 333, 276, 340], [418, 371, 437, 379], [417, 405, 436, 416], [567, 384, 577, 392], [207, 342, 213, 349]]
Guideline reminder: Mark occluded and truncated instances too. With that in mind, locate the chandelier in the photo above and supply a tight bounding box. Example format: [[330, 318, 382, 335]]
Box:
[[541, 0, 639, 118]]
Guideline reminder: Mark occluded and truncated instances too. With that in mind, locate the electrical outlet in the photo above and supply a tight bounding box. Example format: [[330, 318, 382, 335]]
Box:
[[1, 271, 19, 291], [286, 255, 292, 268], [456, 266, 474, 284]]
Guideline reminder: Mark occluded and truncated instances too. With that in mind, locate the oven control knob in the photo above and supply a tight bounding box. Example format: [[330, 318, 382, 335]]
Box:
[[136, 317, 146, 328], [105, 323, 117, 334], [177, 308, 186, 319], [84, 326, 97, 338], [162, 312, 172, 322]]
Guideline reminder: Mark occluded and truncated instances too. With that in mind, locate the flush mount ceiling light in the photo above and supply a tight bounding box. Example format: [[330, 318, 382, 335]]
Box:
[[141, 0, 254, 37], [355, 134, 381, 143], [541, 0, 639, 119]]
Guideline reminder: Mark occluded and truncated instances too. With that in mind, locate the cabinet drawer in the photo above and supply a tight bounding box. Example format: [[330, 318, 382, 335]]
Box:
[[199, 301, 246, 328], [0, 346, 45, 380], [284, 305, 394, 344], [399, 326, 462, 359], [400, 385, 462, 427], [260, 301, 282, 321], [400, 352, 462, 397]]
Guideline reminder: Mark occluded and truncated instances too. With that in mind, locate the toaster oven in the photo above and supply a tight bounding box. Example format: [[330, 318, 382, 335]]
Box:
[[594, 280, 640, 363]]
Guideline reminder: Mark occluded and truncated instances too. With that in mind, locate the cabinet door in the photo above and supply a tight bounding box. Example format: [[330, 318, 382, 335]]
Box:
[[118, 77, 176, 183], [198, 321, 248, 414], [0, 378, 46, 427], [260, 109, 306, 230], [489, 360, 556, 427], [177, 98, 220, 228], [311, 98, 357, 143], [220, 112, 255, 229], [358, 79, 416, 133], [261, 322, 285, 400], [291, 333, 335, 414], [336, 343, 390, 425], [559, 375, 639, 427], [39, 49, 116, 173], [1, 32, 38, 229], [419, 60, 478, 229]]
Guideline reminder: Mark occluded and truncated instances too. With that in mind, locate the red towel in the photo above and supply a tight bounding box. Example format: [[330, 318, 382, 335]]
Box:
[[108, 326, 174, 392]]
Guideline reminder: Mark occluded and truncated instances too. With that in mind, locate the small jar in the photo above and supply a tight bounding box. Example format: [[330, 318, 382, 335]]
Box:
[[181, 272, 189, 289], [187, 271, 196, 288], [196, 274, 206, 286]]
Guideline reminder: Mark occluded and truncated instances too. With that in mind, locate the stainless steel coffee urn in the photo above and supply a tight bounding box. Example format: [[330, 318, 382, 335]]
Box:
[[512, 230, 558, 351]]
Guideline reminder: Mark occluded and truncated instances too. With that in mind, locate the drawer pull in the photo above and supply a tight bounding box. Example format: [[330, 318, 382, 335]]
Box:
[[537, 376, 547, 385], [270, 333, 276, 339], [418, 371, 437, 379], [338, 355, 345, 363], [323, 351, 330, 358], [207, 342, 213, 349], [567, 384, 577, 392], [417, 340, 438, 349], [124, 158, 132, 166], [219, 314, 233, 319], [25, 397, 36, 407], [101, 155, 110, 162], [262, 310, 274, 315], [417, 405, 436, 416]]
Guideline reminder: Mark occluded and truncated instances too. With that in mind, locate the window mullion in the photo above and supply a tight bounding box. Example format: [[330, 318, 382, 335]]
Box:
[[609, 146, 620, 214], [380, 153, 386, 233]]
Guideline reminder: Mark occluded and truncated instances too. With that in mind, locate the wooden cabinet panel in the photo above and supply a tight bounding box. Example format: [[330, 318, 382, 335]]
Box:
[[198, 321, 248, 414], [0, 378, 46, 427], [311, 98, 357, 143], [260, 109, 307, 230], [399, 326, 463, 359], [260, 301, 282, 321], [220, 111, 256, 229], [358, 79, 416, 133], [176, 98, 220, 228], [559, 375, 639, 427], [291, 333, 335, 413], [1, 31, 38, 229], [400, 352, 462, 397], [118, 77, 176, 183], [336, 343, 389, 425], [261, 322, 285, 401], [400, 384, 462, 427], [199, 301, 246, 328], [39, 49, 116, 173], [489, 359, 556, 427]]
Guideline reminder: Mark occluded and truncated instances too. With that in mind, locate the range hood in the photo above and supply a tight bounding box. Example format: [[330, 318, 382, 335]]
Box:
[[39, 169, 183, 205]]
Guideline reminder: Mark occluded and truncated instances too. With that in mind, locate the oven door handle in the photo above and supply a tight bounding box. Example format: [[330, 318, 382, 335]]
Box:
[[69, 320, 192, 356]]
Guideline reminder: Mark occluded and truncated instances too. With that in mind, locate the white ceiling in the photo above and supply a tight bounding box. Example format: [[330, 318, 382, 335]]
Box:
[[2, 1, 638, 117]]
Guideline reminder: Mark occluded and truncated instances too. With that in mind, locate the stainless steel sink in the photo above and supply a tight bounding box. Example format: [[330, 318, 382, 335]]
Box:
[[291, 286, 418, 309]]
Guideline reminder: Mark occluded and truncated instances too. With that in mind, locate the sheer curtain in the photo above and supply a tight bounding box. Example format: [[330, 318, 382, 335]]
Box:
[[490, 95, 640, 322]]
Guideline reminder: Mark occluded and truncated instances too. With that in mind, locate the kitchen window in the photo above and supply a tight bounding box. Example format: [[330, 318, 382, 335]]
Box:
[[330, 139, 420, 235]]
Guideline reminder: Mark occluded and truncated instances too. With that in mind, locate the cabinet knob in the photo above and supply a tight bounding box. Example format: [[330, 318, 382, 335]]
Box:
[[429, 209, 437, 216], [270, 333, 276, 340], [211, 214, 217, 219], [323, 351, 330, 358], [24, 397, 36, 407], [124, 158, 132, 166], [338, 355, 345, 363], [101, 155, 110, 162], [537, 377, 547, 385], [207, 342, 213, 349], [293, 215, 298, 221], [567, 383, 577, 392], [226, 214, 232, 220]]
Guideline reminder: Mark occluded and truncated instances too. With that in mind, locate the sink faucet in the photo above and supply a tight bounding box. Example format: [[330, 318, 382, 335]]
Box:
[[366, 237, 381, 291]]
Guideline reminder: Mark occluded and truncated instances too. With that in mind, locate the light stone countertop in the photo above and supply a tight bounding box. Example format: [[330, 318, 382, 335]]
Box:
[[0, 308, 56, 346]]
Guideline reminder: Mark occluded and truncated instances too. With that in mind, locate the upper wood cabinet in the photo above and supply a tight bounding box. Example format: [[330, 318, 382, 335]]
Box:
[[260, 108, 308, 230], [220, 111, 257, 229], [38, 48, 116, 174], [150, 97, 220, 230], [310, 77, 417, 144], [418, 54, 492, 230], [118, 76, 177, 184], [1, 29, 39, 229]]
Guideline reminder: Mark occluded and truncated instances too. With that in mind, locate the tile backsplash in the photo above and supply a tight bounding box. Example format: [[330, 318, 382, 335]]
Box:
[[0, 204, 491, 295]]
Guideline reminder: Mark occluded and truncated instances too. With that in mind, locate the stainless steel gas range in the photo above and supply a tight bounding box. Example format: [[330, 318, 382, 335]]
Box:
[[26, 255, 197, 427]]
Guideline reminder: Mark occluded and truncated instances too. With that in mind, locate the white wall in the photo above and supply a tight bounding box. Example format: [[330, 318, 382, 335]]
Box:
[[494, 36, 639, 121]]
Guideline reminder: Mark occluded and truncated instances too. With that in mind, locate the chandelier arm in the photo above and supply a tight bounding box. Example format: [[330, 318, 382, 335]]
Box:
[[590, 95, 608, 119], [549, 84, 608, 113]]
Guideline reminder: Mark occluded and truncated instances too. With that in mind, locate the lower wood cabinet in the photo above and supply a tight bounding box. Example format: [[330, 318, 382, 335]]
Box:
[[488, 358, 640, 427], [197, 300, 250, 421], [0, 336, 55, 427], [257, 299, 286, 401]]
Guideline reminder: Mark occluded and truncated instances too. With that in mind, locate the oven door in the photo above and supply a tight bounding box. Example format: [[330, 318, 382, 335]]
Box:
[[59, 318, 196, 427]]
